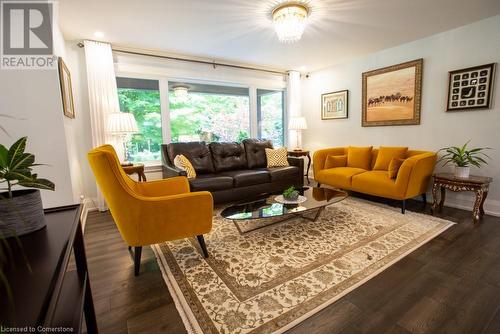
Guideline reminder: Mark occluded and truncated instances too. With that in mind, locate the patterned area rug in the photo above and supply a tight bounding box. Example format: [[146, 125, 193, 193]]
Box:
[[152, 198, 454, 334]]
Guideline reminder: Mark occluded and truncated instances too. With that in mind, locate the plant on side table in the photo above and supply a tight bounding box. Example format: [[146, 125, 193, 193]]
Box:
[[0, 137, 55, 237], [438, 141, 491, 178]]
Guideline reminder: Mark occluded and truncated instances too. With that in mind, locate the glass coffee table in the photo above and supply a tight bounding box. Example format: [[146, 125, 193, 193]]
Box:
[[220, 187, 348, 234]]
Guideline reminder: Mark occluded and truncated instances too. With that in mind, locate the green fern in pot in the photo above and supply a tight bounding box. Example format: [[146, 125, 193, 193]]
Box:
[[438, 141, 491, 178]]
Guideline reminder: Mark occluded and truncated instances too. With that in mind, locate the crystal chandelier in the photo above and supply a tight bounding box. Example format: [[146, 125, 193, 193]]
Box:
[[272, 3, 309, 43]]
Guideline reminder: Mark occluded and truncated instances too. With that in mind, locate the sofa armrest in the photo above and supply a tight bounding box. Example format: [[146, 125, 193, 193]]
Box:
[[288, 156, 304, 172], [395, 153, 437, 198], [288, 156, 305, 187], [313, 147, 346, 176], [162, 163, 187, 178]]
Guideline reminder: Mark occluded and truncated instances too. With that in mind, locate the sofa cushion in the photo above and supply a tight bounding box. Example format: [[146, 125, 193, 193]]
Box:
[[189, 174, 233, 192], [243, 139, 273, 169], [316, 167, 366, 189], [266, 166, 301, 182], [166, 142, 215, 174], [351, 171, 403, 199], [373, 146, 408, 170], [325, 154, 347, 169], [209, 142, 247, 172], [347, 146, 373, 170], [388, 158, 405, 179], [220, 169, 271, 187]]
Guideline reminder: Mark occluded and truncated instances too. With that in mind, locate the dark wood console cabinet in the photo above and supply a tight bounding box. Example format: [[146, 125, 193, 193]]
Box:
[[0, 204, 98, 333]]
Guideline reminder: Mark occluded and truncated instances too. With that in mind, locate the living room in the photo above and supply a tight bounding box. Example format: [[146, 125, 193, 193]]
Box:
[[1, 0, 500, 333]]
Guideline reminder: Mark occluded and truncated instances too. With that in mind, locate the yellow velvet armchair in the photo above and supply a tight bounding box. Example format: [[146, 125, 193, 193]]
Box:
[[313, 147, 437, 213], [87, 145, 213, 276]]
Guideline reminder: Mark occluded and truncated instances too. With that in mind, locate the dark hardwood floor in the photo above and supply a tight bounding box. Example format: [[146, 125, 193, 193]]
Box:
[[83, 197, 500, 333]]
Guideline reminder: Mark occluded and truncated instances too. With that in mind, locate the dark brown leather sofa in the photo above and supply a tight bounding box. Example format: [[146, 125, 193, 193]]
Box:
[[162, 139, 304, 204]]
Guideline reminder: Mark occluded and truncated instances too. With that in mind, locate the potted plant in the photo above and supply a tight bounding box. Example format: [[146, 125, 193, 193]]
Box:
[[283, 186, 299, 201], [439, 141, 491, 178], [0, 137, 55, 238]]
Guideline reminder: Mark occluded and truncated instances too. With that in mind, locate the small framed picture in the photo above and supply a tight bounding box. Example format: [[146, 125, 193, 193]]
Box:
[[58, 57, 75, 119], [321, 90, 348, 120], [446, 63, 496, 112]]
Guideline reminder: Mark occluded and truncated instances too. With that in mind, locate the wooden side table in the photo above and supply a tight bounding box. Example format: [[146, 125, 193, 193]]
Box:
[[122, 163, 147, 182], [288, 150, 311, 184], [431, 172, 492, 223]]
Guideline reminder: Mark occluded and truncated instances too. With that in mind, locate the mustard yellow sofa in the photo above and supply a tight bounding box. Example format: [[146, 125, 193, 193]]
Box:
[[88, 145, 213, 276], [313, 147, 437, 213]]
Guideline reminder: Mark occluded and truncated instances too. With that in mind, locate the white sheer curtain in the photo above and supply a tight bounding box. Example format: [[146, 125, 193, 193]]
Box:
[[287, 71, 302, 148], [84, 40, 120, 211]]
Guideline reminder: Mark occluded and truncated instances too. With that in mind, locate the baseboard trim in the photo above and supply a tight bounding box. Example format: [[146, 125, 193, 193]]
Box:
[[80, 197, 98, 231]]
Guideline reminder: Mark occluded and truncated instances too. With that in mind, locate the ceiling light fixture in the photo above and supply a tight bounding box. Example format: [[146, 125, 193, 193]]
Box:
[[173, 85, 189, 98], [272, 3, 309, 43]]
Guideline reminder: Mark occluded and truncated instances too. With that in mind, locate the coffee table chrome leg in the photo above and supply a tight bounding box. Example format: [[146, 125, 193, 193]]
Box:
[[232, 219, 245, 235], [312, 207, 324, 222]]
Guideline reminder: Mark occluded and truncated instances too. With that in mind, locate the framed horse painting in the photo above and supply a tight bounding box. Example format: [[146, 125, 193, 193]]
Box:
[[362, 59, 423, 126]]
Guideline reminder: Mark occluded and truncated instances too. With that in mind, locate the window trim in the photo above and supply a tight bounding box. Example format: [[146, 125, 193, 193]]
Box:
[[256, 89, 286, 147], [115, 71, 288, 165]]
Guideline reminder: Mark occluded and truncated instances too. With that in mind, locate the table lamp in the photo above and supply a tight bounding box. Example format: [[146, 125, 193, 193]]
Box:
[[106, 112, 139, 162], [288, 116, 307, 151]]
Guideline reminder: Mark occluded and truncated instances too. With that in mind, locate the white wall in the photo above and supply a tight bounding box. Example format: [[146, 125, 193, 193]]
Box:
[[301, 15, 500, 215], [63, 41, 97, 201], [0, 25, 77, 208]]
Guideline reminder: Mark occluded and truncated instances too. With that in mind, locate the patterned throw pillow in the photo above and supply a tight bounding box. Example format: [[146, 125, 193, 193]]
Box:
[[174, 154, 196, 179], [388, 158, 405, 179], [265, 147, 289, 168]]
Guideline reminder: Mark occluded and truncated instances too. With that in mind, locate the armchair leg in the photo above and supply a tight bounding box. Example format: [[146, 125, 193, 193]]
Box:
[[401, 200, 406, 214], [317, 183, 321, 187], [197, 235, 209, 258], [134, 246, 142, 276]]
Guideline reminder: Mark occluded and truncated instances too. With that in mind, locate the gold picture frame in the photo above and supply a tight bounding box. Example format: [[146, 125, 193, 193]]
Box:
[[58, 57, 75, 119], [321, 90, 348, 120], [362, 58, 423, 127]]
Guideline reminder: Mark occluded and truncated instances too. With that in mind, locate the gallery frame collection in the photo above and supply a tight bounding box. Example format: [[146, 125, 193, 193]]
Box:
[[320, 59, 496, 127]]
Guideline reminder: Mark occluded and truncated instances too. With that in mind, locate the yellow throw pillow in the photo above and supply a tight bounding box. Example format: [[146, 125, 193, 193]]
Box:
[[388, 158, 405, 179], [347, 146, 373, 170], [173, 154, 196, 179], [265, 147, 289, 167], [324, 154, 347, 169], [373, 146, 408, 170]]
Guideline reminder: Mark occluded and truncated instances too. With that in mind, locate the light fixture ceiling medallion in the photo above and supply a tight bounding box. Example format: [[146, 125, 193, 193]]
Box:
[[272, 2, 309, 43]]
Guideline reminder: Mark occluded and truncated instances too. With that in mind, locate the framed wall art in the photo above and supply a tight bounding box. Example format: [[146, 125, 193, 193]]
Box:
[[58, 57, 75, 119], [446, 63, 496, 112], [362, 58, 423, 126], [321, 89, 348, 120]]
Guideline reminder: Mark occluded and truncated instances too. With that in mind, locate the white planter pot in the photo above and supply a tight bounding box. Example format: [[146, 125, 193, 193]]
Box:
[[454, 166, 470, 178]]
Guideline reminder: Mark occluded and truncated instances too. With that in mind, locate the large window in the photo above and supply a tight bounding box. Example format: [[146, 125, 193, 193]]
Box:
[[169, 83, 250, 142], [117, 78, 162, 163], [257, 89, 284, 147]]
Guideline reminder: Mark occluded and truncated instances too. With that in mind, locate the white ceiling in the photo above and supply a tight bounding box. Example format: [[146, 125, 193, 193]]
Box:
[[59, 0, 500, 72]]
